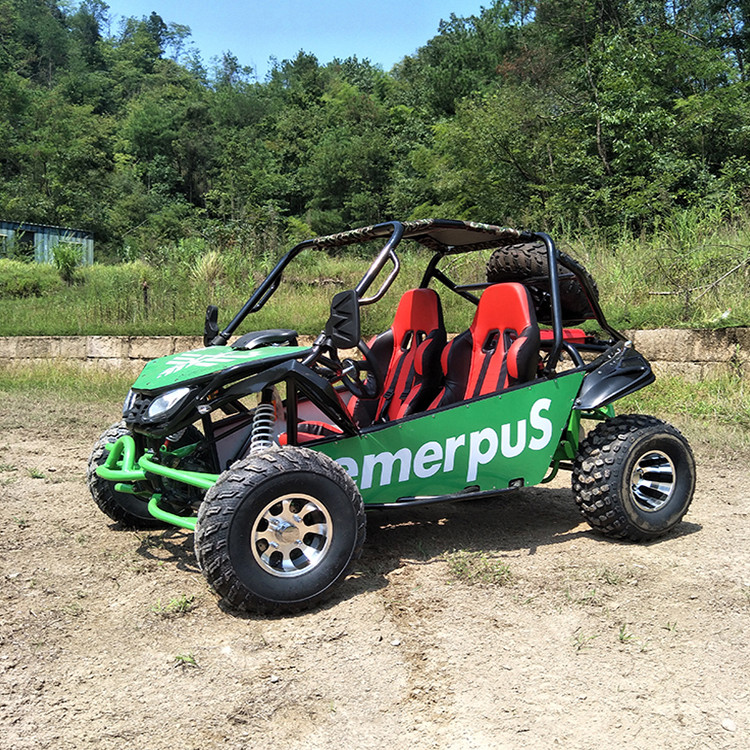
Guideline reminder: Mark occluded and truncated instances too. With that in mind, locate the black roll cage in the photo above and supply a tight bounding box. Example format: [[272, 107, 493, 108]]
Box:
[[208, 219, 623, 374]]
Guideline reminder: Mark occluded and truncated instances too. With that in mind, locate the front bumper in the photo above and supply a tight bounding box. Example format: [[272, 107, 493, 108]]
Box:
[[96, 435, 220, 530]]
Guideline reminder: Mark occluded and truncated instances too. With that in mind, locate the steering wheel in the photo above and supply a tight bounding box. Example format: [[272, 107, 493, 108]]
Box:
[[337, 339, 382, 400], [308, 337, 382, 400]]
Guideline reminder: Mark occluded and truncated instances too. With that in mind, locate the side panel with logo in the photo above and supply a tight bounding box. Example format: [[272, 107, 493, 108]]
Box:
[[315, 372, 584, 504]]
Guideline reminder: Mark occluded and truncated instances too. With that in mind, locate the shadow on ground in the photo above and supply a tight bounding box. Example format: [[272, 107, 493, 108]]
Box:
[[124, 483, 702, 616]]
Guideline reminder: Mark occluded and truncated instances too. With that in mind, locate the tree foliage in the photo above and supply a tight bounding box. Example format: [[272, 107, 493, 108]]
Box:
[[1, 0, 750, 259]]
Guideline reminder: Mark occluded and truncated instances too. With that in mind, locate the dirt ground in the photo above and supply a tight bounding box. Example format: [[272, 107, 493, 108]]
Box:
[[0, 392, 748, 750]]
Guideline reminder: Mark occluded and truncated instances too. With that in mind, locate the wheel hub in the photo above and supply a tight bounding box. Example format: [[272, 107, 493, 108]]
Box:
[[251, 493, 332, 578], [630, 450, 676, 512], [268, 518, 302, 545]]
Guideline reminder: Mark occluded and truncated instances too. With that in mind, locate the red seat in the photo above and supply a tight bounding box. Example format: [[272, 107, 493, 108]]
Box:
[[351, 288, 446, 426], [429, 283, 540, 409], [281, 288, 446, 444], [278, 420, 342, 445]]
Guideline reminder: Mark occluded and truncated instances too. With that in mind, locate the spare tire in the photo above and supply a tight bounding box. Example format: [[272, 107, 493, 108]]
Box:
[[486, 241, 598, 324]]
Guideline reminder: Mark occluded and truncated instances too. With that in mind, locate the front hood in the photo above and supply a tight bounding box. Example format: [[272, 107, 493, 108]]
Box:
[[132, 345, 312, 390]]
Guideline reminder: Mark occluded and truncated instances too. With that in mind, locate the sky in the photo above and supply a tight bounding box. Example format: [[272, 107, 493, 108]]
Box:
[[102, 0, 489, 78]]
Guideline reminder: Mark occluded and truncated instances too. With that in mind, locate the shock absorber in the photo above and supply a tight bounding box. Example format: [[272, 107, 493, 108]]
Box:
[[249, 390, 276, 455]]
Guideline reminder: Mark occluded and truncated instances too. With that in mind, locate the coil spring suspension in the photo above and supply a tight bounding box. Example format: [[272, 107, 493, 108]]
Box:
[[249, 398, 276, 454]]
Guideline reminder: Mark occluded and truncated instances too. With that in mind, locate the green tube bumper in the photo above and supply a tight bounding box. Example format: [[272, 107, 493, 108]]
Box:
[[96, 435, 220, 530]]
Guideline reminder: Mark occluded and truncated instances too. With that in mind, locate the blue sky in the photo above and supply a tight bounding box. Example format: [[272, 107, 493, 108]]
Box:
[[103, 0, 489, 78]]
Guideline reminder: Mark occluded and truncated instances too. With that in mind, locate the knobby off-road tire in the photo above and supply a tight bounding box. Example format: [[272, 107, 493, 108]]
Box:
[[486, 240, 599, 323], [572, 414, 696, 541], [195, 446, 366, 615], [87, 421, 164, 529]]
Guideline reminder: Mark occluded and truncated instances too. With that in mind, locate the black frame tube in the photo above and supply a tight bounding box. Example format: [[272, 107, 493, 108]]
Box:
[[212, 222, 406, 345], [212, 240, 315, 344], [532, 232, 564, 372]]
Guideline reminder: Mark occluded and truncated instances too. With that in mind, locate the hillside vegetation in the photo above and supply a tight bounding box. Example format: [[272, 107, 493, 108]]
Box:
[[1, 1, 750, 334]]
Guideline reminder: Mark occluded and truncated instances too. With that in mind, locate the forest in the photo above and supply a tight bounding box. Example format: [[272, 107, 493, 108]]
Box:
[[2, 0, 749, 255], [2, 0, 750, 334]]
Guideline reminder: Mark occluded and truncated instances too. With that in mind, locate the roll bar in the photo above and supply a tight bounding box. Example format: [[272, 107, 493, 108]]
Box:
[[210, 221, 404, 345], [208, 219, 621, 372]]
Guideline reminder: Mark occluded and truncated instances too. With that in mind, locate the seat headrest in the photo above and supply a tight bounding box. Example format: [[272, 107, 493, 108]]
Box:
[[392, 288, 443, 336], [470, 283, 536, 339]]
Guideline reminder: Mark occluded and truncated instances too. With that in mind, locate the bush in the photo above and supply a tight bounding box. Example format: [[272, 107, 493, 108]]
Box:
[[52, 242, 82, 284], [0, 259, 63, 298]]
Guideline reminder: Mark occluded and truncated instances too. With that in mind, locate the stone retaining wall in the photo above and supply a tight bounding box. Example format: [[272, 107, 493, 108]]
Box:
[[628, 328, 750, 380], [1, 329, 749, 380]]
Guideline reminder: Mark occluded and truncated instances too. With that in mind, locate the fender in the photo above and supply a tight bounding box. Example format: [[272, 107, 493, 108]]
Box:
[[574, 341, 654, 410]]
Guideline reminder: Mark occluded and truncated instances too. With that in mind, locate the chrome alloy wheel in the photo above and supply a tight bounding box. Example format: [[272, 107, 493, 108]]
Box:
[[251, 493, 333, 577], [629, 450, 676, 512]]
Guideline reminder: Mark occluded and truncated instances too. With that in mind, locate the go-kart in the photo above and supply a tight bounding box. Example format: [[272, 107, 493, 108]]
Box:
[[89, 219, 696, 614]]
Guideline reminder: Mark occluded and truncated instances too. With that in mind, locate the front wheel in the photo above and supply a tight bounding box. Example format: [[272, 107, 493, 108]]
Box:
[[195, 446, 366, 614], [572, 414, 696, 541], [87, 422, 165, 529]]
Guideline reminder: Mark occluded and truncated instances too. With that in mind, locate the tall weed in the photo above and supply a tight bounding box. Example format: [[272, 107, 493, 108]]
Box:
[[0, 259, 62, 299], [1, 214, 750, 336]]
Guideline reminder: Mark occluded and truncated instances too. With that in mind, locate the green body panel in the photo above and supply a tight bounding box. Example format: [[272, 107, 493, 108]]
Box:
[[132, 345, 311, 390], [315, 372, 585, 504], [98, 436, 220, 489], [98, 369, 586, 524]]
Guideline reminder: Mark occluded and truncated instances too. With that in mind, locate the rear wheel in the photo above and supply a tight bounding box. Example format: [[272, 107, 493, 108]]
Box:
[[195, 446, 366, 614], [572, 414, 696, 541]]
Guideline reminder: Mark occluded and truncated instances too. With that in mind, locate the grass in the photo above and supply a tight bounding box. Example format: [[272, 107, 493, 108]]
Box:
[[618, 623, 634, 643], [0, 361, 133, 403], [567, 207, 750, 330], [619, 374, 750, 429], [151, 594, 197, 618], [445, 549, 514, 586], [573, 630, 599, 652], [0, 245, 430, 338], [2, 210, 750, 337], [598, 567, 628, 586], [618, 373, 750, 453], [173, 653, 199, 668]]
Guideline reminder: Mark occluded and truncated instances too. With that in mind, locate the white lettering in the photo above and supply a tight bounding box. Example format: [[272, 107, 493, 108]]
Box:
[[335, 457, 359, 478], [414, 441, 443, 478], [467, 428, 499, 482], [361, 448, 412, 489], [444, 435, 466, 473], [332, 398, 556, 490], [501, 420, 526, 458], [529, 398, 553, 450]]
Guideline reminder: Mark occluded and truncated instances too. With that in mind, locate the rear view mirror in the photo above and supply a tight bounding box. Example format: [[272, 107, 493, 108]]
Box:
[[325, 290, 361, 349], [204, 305, 219, 346]]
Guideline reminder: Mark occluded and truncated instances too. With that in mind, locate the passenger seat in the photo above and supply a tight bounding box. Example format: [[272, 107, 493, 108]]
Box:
[[429, 282, 540, 409], [351, 288, 446, 426]]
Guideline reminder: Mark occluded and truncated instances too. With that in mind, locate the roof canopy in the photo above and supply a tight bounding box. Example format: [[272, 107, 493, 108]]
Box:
[[309, 219, 533, 254]]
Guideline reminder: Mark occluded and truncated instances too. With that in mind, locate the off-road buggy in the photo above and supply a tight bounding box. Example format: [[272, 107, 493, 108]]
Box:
[[89, 220, 696, 614]]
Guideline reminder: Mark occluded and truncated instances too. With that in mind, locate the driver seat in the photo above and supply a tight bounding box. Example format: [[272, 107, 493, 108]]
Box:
[[350, 288, 446, 426], [278, 288, 446, 445]]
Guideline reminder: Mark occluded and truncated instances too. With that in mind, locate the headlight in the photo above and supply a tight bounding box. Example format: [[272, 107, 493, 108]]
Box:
[[146, 386, 193, 421]]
